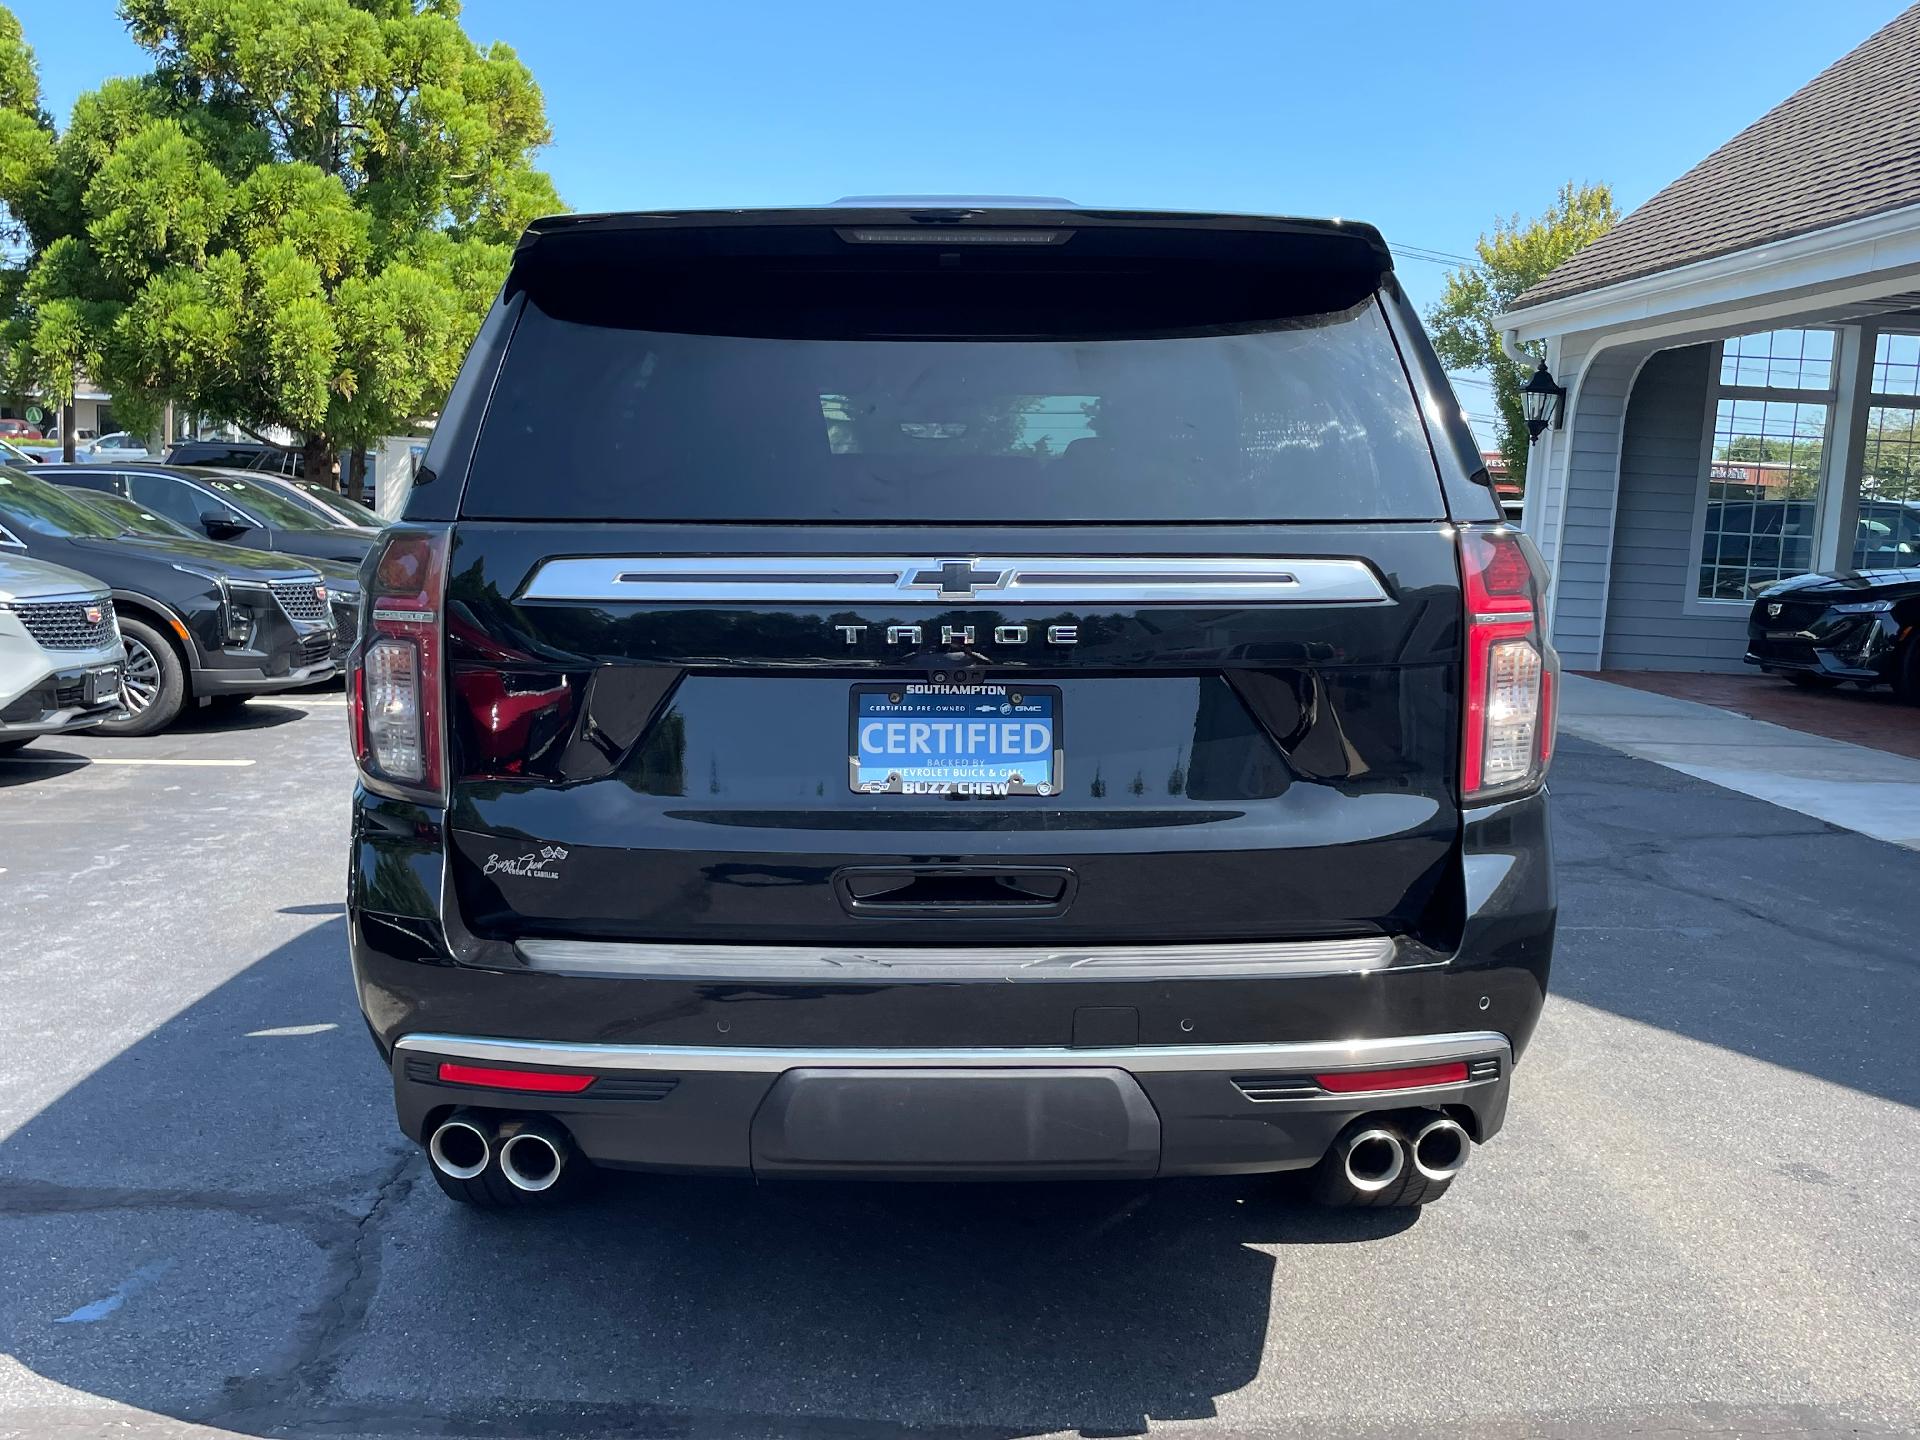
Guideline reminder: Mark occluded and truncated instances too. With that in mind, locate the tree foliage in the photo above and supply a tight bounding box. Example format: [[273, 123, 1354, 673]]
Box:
[[0, 0, 560, 477], [1426, 181, 1619, 478]]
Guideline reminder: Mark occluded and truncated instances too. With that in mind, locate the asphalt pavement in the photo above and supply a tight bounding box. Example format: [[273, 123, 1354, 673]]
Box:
[[1, 694, 1917, 1439]]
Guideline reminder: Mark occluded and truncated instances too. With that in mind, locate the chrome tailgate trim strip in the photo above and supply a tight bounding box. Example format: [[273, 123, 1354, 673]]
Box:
[[511, 935, 1397, 981], [395, 1030, 1512, 1076], [519, 555, 1390, 606]]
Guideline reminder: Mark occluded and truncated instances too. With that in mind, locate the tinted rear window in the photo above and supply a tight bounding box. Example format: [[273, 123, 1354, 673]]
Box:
[[462, 278, 1442, 524]]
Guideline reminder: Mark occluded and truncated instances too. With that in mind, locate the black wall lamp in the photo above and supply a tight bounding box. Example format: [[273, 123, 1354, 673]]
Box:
[[1521, 361, 1567, 440]]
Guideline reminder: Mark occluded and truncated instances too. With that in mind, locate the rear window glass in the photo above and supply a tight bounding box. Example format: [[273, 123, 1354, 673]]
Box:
[[462, 290, 1442, 523]]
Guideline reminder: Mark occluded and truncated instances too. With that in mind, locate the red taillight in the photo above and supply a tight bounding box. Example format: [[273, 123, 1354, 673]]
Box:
[[1459, 527, 1557, 802], [348, 528, 450, 803], [1314, 1062, 1469, 1094], [436, 1062, 596, 1094]]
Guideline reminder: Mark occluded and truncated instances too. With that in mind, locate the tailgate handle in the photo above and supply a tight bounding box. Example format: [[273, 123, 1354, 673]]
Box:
[[834, 866, 1077, 918]]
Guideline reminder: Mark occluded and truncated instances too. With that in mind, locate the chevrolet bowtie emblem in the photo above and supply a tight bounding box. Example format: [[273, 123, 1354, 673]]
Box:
[[905, 560, 1010, 600]]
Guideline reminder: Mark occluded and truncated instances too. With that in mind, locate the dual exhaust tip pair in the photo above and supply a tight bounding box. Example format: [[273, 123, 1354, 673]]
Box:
[[1337, 1113, 1471, 1194], [428, 1110, 571, 1192]]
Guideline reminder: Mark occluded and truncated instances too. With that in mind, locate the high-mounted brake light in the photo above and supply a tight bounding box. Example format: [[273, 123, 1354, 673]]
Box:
[[348, 528, 450, 803], [1459, 527, 1558, 802]]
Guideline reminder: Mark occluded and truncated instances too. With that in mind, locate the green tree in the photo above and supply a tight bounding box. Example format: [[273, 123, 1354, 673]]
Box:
[[1426, 181, 1619, 480], [0, 0, 560, 489]]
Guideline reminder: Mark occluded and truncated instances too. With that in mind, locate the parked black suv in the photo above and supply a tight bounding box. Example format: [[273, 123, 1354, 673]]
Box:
[[0, 465, 335, 733], [347, 205, 1558, 1210]]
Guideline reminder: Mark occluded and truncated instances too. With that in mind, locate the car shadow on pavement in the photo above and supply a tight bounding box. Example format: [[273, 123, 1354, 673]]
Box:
[[0, 917, 1415, 1438], [1548, 738, 1920, 1111], [168, 702, 312, 734]]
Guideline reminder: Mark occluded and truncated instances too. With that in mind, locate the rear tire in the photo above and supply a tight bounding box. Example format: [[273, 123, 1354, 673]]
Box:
[[98, 618, 186, 736], [1787, 671, 1841, 691]]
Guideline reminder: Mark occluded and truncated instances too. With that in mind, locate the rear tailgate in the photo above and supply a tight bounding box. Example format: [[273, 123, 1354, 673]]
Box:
[[443, 523, 1461, 947], [431, 208, 1476, 955]]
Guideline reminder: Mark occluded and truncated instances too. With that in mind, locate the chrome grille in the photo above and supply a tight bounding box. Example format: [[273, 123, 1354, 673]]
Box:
[[270, 579, 329, 624], [10, 597, 116, 650]]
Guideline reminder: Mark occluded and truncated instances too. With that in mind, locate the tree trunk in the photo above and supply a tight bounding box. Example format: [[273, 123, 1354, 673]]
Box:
[[346, 447, 369, 506], [60, 400, 75, 463], [302, 435, 339, 491]]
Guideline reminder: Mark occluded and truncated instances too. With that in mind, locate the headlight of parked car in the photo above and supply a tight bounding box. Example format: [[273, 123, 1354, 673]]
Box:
[[1831, 599, 1895, 614]]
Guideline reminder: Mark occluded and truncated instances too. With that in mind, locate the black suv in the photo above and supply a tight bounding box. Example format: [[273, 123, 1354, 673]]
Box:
[[347, 205, 1558, 1210]]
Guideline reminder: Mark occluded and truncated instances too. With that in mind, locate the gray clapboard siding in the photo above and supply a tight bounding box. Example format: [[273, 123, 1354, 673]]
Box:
[[1601, 344, 1752, 672]]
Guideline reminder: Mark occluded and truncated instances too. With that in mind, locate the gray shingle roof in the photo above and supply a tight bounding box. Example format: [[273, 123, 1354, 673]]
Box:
[[1510, 4, 1920, 311]]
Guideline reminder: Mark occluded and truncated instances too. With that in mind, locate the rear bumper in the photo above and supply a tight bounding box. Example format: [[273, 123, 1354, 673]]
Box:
[[351, 785, 1553, 1178], [391, 1029, 1512, 1179]]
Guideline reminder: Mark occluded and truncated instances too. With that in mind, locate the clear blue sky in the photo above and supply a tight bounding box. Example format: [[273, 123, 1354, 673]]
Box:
[[12, 0, 1911, 442]]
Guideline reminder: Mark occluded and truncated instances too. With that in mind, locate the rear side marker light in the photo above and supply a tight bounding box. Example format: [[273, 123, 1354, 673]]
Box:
[[436, 1063, 596, 1094], [1314, 1062, 1470, 1094]]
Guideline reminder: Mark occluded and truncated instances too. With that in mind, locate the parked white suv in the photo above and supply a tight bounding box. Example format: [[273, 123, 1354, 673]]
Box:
[[0, 554, 126, 753]]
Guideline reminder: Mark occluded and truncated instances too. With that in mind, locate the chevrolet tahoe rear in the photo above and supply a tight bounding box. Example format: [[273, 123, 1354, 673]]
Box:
[[346, 204, 1557, 1209]]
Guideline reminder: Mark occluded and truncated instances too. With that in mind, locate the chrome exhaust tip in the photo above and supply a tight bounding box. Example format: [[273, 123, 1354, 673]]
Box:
[[497, 1117, 571, 1194], [1339, 1126, 1406, 1194], [427, 1113, 491, 1181], [1410, 1115, 1471, 1182]]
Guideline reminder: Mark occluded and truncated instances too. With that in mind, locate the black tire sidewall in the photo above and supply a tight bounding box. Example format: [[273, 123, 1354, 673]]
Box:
[[101, 617, 188, 737]]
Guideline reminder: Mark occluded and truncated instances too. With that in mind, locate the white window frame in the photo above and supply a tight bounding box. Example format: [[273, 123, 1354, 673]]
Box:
[[1849, 322, 1920, 569], [1683, 326, 1855, 615]]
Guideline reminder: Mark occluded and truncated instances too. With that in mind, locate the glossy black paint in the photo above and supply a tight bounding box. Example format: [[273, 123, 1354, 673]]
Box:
[[1746, 568, 1920, 693]]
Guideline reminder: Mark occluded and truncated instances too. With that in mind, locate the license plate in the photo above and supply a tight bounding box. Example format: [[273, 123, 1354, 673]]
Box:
[[850, 683, 1061, 797], [86, 667, 123, 705]]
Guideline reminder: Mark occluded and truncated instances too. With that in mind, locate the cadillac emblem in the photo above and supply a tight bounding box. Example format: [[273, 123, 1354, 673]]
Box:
[[84, 605, 103, 625], [1766, 602, 1783, 618]]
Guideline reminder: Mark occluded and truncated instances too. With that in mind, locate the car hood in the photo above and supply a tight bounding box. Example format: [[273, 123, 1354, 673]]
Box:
[[68, 533, 321, 584], [1764, 568, 1920, 601], [0, 551, 111, 601]]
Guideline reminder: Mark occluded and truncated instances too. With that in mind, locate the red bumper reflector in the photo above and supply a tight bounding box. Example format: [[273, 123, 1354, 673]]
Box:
[[436, 1062, 595, 1094], [1314, 1062, 1469, 1094]]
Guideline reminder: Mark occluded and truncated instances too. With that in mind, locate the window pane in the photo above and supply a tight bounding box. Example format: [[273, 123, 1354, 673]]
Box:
[[1854, 402, 1920, 567], [1718, 328, 1834, 390], [1700, 394, 1830, 599], [1872, 332, 1920, 398]]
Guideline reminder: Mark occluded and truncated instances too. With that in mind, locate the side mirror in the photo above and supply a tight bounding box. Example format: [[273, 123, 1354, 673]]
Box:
[[200, 512, 249, 540]]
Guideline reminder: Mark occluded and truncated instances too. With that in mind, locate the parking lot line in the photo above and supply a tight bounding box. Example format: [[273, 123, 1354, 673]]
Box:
[[0, 757, 256, 768]]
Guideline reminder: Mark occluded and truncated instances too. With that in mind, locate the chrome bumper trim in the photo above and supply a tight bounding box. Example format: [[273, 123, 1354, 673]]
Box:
[[511, 935, 1398, 981], [394, 1030, 1512, 1077]]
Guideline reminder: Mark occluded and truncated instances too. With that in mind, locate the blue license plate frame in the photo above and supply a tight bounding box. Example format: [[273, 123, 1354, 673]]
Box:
[[849, 683, 1063, 797]]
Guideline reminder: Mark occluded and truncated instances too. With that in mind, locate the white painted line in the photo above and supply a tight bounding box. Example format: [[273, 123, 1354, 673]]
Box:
[[247, 1023, 339, 1038], [0, 756, 255, 768], [291, 699, 349, 707]]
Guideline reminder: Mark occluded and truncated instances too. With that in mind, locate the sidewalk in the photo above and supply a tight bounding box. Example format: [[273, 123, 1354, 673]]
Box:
[[1559, 673, 1920, 850]]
